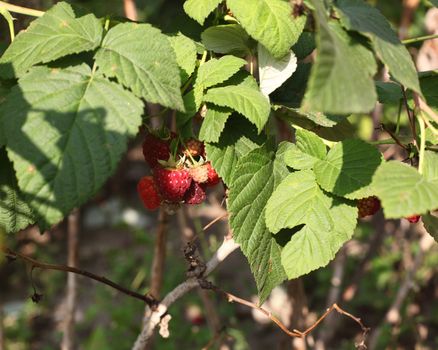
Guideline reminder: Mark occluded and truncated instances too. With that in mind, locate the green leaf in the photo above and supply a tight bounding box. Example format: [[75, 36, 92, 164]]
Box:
[[375, 81, 403, 104], [95, 23, 184, 111], [420, 72, 438, 113], [336, 0, 421, 94], [292, 31, 316, 60], [201, 24, 253, 56], [424, 150, 438, 184], [284, 129, 326, 169], [176, 90, 198, 129], [199, 105, 232, 143], [274, 105, 345, 127], [278, 109, 356, 141], [0, 149, 34, 233], [229, 144, 291, 302], [0, 2, 102, 79], [265, 169, 357, 279], [183, 0, 222, 25], [280, 195, 357, 279], [204, 85, 271, 133], [423, 213, 438, 243], [205, 116, 266, 185], [313, 139, 383, 199], [302, 2, 377, 114], [258, 44, 297, 97], [372, 161, 438, 218], [227, 0, 306, 58], [0, 65, 143, 230], [196, 56, 247, 89], [266, 170, 333, 234], [169, 32, 197, 81]]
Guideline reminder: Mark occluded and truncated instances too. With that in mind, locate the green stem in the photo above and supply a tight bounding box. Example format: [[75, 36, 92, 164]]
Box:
[[402, 33, 438, 45], [0, 8, 15, 42], [418, 114, 426, 175], [0, 1, 43, 17], [395, 99, 402, 135]]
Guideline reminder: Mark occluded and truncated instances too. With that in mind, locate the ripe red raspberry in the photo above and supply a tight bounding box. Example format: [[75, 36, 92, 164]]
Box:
[[206, 162, 220, 187], [357, 196, 381, 218], [137, 176, 161, 210], [153, 166, 192, 202], [184, 181, 206, 205], [182, 138, 205, 157], [142, 133, 171, 168], [188, 164, 209, 183], [405, 215, 421, 223]]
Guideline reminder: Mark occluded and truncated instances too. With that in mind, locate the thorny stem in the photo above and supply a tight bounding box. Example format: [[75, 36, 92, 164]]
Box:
[[2, 247, 157, 306], [0, 1, 44, 17], [402, 33, 438, 44]]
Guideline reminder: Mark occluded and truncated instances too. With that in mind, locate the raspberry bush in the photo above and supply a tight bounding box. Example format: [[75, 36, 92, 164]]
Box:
[[0, 0, 438, 347]]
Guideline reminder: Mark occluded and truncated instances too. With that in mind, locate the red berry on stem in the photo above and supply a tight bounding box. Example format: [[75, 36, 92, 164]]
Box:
[[184, 181, 206, 205], [137, 176, 161, 210], [405, 215, 421, 223], [357, 196, 381, 218], [142, 133, 171, 168], [206, 162, 220, 187], [188, 164, 209, 183], [153, 166, 192, 202]]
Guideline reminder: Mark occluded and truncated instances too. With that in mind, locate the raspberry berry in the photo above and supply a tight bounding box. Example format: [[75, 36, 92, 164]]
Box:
[[206, 162, 220, 187], [188, 163, 209, 183], [142, 133, 171, 168], [357, 196, 381, 218], [405, 215, 421, 223], [137, 176, 161, 210], [153, 166, 192, 202], [184, 181, 206, 205]]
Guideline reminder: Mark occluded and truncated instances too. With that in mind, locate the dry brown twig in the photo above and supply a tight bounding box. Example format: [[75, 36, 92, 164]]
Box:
[[198, 279, 369, 347], [1, 247, 157, 306]]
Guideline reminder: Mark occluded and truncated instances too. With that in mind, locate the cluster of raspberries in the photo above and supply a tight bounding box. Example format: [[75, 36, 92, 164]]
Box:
[[137, 130, 220, 211], [357, 196, 420, 223]]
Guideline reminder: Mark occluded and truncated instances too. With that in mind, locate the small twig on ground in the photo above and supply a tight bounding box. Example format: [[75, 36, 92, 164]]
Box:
[[61, 210, 80, 350], [1, 247, 156, 306]]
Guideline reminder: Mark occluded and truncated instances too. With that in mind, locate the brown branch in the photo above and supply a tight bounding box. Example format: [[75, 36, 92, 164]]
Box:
[[200, 280, 369, 346], [202, 213, 228, 231], [1, 247, 156, 306], [131, 237, 240, 350], [61, 210, 80, 350]]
